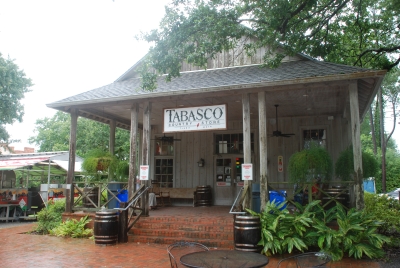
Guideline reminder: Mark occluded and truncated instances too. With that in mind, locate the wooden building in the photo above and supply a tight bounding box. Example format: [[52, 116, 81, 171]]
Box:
[[47, 42, 386, 212]]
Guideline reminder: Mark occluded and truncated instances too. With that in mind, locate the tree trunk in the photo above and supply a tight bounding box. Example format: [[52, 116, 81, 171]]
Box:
[[369, 107, 377, 155]]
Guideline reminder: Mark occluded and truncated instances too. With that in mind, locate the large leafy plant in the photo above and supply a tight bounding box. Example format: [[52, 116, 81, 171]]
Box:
[[288, 143, 333, 183], [335, 146, 379, 181], [82, 149, 118, 174], [50, 215, 93, 238], [35, 199, 66, 234]]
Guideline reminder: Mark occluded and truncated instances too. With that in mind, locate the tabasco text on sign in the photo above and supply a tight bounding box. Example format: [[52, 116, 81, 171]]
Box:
[[140, 165, 149, 180], [164, 104, 227, 133], [241, 164, 253, 181]]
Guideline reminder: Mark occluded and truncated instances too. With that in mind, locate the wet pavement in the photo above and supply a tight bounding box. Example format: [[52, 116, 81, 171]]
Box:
[[0, 220, 383, 267]]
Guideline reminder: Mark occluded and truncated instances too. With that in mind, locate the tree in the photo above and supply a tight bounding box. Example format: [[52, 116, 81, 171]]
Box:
[[139, 0, 399, 90], [28, 111, 131, 159], [0, 53, 32, 143]]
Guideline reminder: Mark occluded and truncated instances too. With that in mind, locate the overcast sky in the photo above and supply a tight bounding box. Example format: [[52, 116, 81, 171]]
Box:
[[1, 0, 399, 150], [0, 0, 169, 149]]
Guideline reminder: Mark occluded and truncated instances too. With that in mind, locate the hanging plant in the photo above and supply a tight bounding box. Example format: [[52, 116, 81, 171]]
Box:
[[288, 142, 333, 183], [81, 149, 118, 174], [335, 146, 379, 181]]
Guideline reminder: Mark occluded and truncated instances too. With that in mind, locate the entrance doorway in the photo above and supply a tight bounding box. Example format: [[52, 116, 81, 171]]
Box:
[[214, 157, 244, 205]]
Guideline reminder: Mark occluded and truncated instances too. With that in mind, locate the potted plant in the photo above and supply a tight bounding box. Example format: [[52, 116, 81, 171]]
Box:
[[288, 142, 333, 184], [81, 149, 118, 174], [335, 146, 379, 181]]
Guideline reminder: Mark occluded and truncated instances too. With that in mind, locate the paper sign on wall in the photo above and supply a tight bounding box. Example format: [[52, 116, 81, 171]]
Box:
[[140, 165, 149, 180], [241, 164, 253, 181], [278, 156, 283, 172]]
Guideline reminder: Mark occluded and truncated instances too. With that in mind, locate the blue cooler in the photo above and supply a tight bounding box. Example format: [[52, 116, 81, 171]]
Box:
[[269, 190, 287, 210], [116, 189, 129, 208]]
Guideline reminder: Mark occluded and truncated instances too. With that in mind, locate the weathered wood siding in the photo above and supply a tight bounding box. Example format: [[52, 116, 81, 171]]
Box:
[[150, 114, 351, 203]]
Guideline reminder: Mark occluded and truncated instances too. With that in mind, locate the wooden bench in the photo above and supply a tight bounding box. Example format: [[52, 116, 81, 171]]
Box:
[[159, 188, 196, 206]]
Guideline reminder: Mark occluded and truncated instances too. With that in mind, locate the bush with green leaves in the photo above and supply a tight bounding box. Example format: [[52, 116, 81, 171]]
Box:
[[364, 192, 400, 235], [50, 215, 93, 238], [308, 204, 390, 261], [35, 199, 66, 234], [247, 200, 390, 261]]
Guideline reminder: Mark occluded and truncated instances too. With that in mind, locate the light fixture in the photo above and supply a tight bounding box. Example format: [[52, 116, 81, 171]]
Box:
[[197, 158, 205, 167]]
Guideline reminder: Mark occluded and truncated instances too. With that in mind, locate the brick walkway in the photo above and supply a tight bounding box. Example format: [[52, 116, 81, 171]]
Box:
[[0, 221, 381, 267]]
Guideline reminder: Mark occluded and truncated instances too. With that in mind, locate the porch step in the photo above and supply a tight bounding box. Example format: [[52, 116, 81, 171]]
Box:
[[128, 215, 235, 249]]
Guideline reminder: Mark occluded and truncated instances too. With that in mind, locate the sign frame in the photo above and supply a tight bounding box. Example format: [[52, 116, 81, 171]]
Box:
[[163, 104, 227, 133]]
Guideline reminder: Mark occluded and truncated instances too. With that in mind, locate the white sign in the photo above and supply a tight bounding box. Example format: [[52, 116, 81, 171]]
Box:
[[164, 104, 227, 132], [242, 164, 253, 181], [139, 165, 149, 181]]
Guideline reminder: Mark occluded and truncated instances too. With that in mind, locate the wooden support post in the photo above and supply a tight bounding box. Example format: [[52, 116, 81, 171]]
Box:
[[109, 119, 116, 181], [118, 202, 128, 243], [242, 93, 252, 210], [66, 109, 77, 213], [349, 83, 364, 210], [258, 91, 268, 211], [142, 102, 151, 216], [129, 104, 139, 199]]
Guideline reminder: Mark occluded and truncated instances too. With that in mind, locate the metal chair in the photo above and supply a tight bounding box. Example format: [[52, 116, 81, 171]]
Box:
[[276, 252, 332, 268], [167, 241, 209, 268]]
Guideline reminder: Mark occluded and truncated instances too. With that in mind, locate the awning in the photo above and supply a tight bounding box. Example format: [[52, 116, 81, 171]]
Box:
[[0, 151, 83, 177]]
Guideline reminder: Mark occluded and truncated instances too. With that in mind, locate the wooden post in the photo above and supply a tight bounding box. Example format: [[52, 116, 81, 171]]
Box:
[[142, 102, 151, 216], [109, 119, 116, 181], [258, 91, 268, 211], [118, 202, 128, 243], [242, 93, 252, 210], [129, 104, 139, 199], [66, 109, 78, 213], [349, 83, 364, 210]]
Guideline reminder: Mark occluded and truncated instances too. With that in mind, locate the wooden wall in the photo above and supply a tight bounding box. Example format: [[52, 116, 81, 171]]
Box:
[[150, 114, 351, 202]]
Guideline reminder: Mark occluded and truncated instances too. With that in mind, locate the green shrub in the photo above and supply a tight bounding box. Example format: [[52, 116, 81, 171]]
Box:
[[50, 215, 93, 238], [35, 199, 65, 234], [364, 192, 400, 235], [247, 200, 390, 261]]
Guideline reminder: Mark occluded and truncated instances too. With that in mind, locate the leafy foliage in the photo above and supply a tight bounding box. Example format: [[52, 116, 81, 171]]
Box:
[[364, 192, 400, 235], [335, 146, 379, 181], [35, 200, 65, 234], [139, 0, 399, 90], [29, 111, 130, 158], [0, 53, 32, 142], [50, 215, 93, 238], [247, 200, 390, 261], [288, 143, 333, 183], [81, 148, 119, 174]]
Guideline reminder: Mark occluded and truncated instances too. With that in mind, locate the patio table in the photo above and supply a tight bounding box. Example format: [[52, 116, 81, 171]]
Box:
[[180, 250, 269, 268]]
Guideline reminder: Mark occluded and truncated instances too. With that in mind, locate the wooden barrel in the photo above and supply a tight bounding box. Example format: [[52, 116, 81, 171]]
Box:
[[195, 185, 212, 207], [83, 187, 99, 208], [234, 215, 262, 252], [94, 209, 118, 245]]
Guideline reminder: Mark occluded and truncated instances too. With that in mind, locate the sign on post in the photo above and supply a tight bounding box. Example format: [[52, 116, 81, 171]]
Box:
[[139, 165, 149, 180], [242, 164, 253, 181]]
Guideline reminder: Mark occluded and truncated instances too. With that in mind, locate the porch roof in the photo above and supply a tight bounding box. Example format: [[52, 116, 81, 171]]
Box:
[[47, 59, 385, 129]]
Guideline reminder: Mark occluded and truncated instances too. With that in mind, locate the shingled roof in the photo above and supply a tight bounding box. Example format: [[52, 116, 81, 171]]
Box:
[[47, 59, 380, 108]]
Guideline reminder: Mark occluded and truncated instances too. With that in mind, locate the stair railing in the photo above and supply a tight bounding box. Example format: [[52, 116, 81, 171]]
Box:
[[117, 184, 149, 232], [229, 187, 246, 215]]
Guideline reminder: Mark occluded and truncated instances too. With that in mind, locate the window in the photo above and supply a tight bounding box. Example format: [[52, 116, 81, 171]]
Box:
[[215, 133, 254, 154], [154, 158, 173, 188], [303, 129, 326, 149]]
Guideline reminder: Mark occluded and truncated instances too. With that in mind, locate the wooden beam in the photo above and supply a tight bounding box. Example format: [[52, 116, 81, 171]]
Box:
[[242, 93, 252, 210], [129, 104, 139, 200], [66, 108, 78, 213], [258, 91, 268, 211], [142, 101, 151, 216], [109, 119, 116, 181], [349, 83, 364, 210]]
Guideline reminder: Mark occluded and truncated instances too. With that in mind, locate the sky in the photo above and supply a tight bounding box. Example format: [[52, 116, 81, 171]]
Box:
[[0, 0, 399, 151], [0, 0, 169, 150]]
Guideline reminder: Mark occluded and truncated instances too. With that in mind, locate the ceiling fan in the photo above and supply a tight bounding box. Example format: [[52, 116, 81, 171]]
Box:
[[271, 105, 295, 138], [152, 134, 181, 142]]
